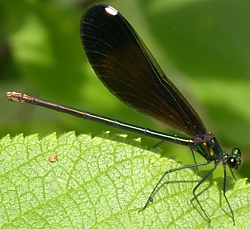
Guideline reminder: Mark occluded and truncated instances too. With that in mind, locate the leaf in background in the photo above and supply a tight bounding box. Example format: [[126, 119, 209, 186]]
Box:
[[1, 1, 250, 180]]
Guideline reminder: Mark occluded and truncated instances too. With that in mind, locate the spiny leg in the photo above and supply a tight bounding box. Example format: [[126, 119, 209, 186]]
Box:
[[139, 160, 211, 212], [222, 161, 235, 225], [192, 160, 220, 223]]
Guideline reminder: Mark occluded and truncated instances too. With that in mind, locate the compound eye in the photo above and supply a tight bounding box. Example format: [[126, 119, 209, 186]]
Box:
[[228, 148, 241, 169], [227, 157, 237, 168], [232, 148, 241, 157], [227, 156, 241, 169]]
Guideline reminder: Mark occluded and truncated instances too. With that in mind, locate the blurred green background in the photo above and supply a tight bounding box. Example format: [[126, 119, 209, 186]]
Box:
[[1, 0, 250, 179]]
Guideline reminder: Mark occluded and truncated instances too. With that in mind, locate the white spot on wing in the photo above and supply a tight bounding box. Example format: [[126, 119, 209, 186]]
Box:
[[105, 6, 118, 16]]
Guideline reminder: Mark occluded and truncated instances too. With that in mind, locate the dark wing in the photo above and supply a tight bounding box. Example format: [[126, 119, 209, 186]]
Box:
[[80, 4, 206, 137]]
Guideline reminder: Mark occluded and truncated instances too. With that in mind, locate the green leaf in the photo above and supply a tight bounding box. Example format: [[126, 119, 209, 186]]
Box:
[[1, 132, 249, 228]]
